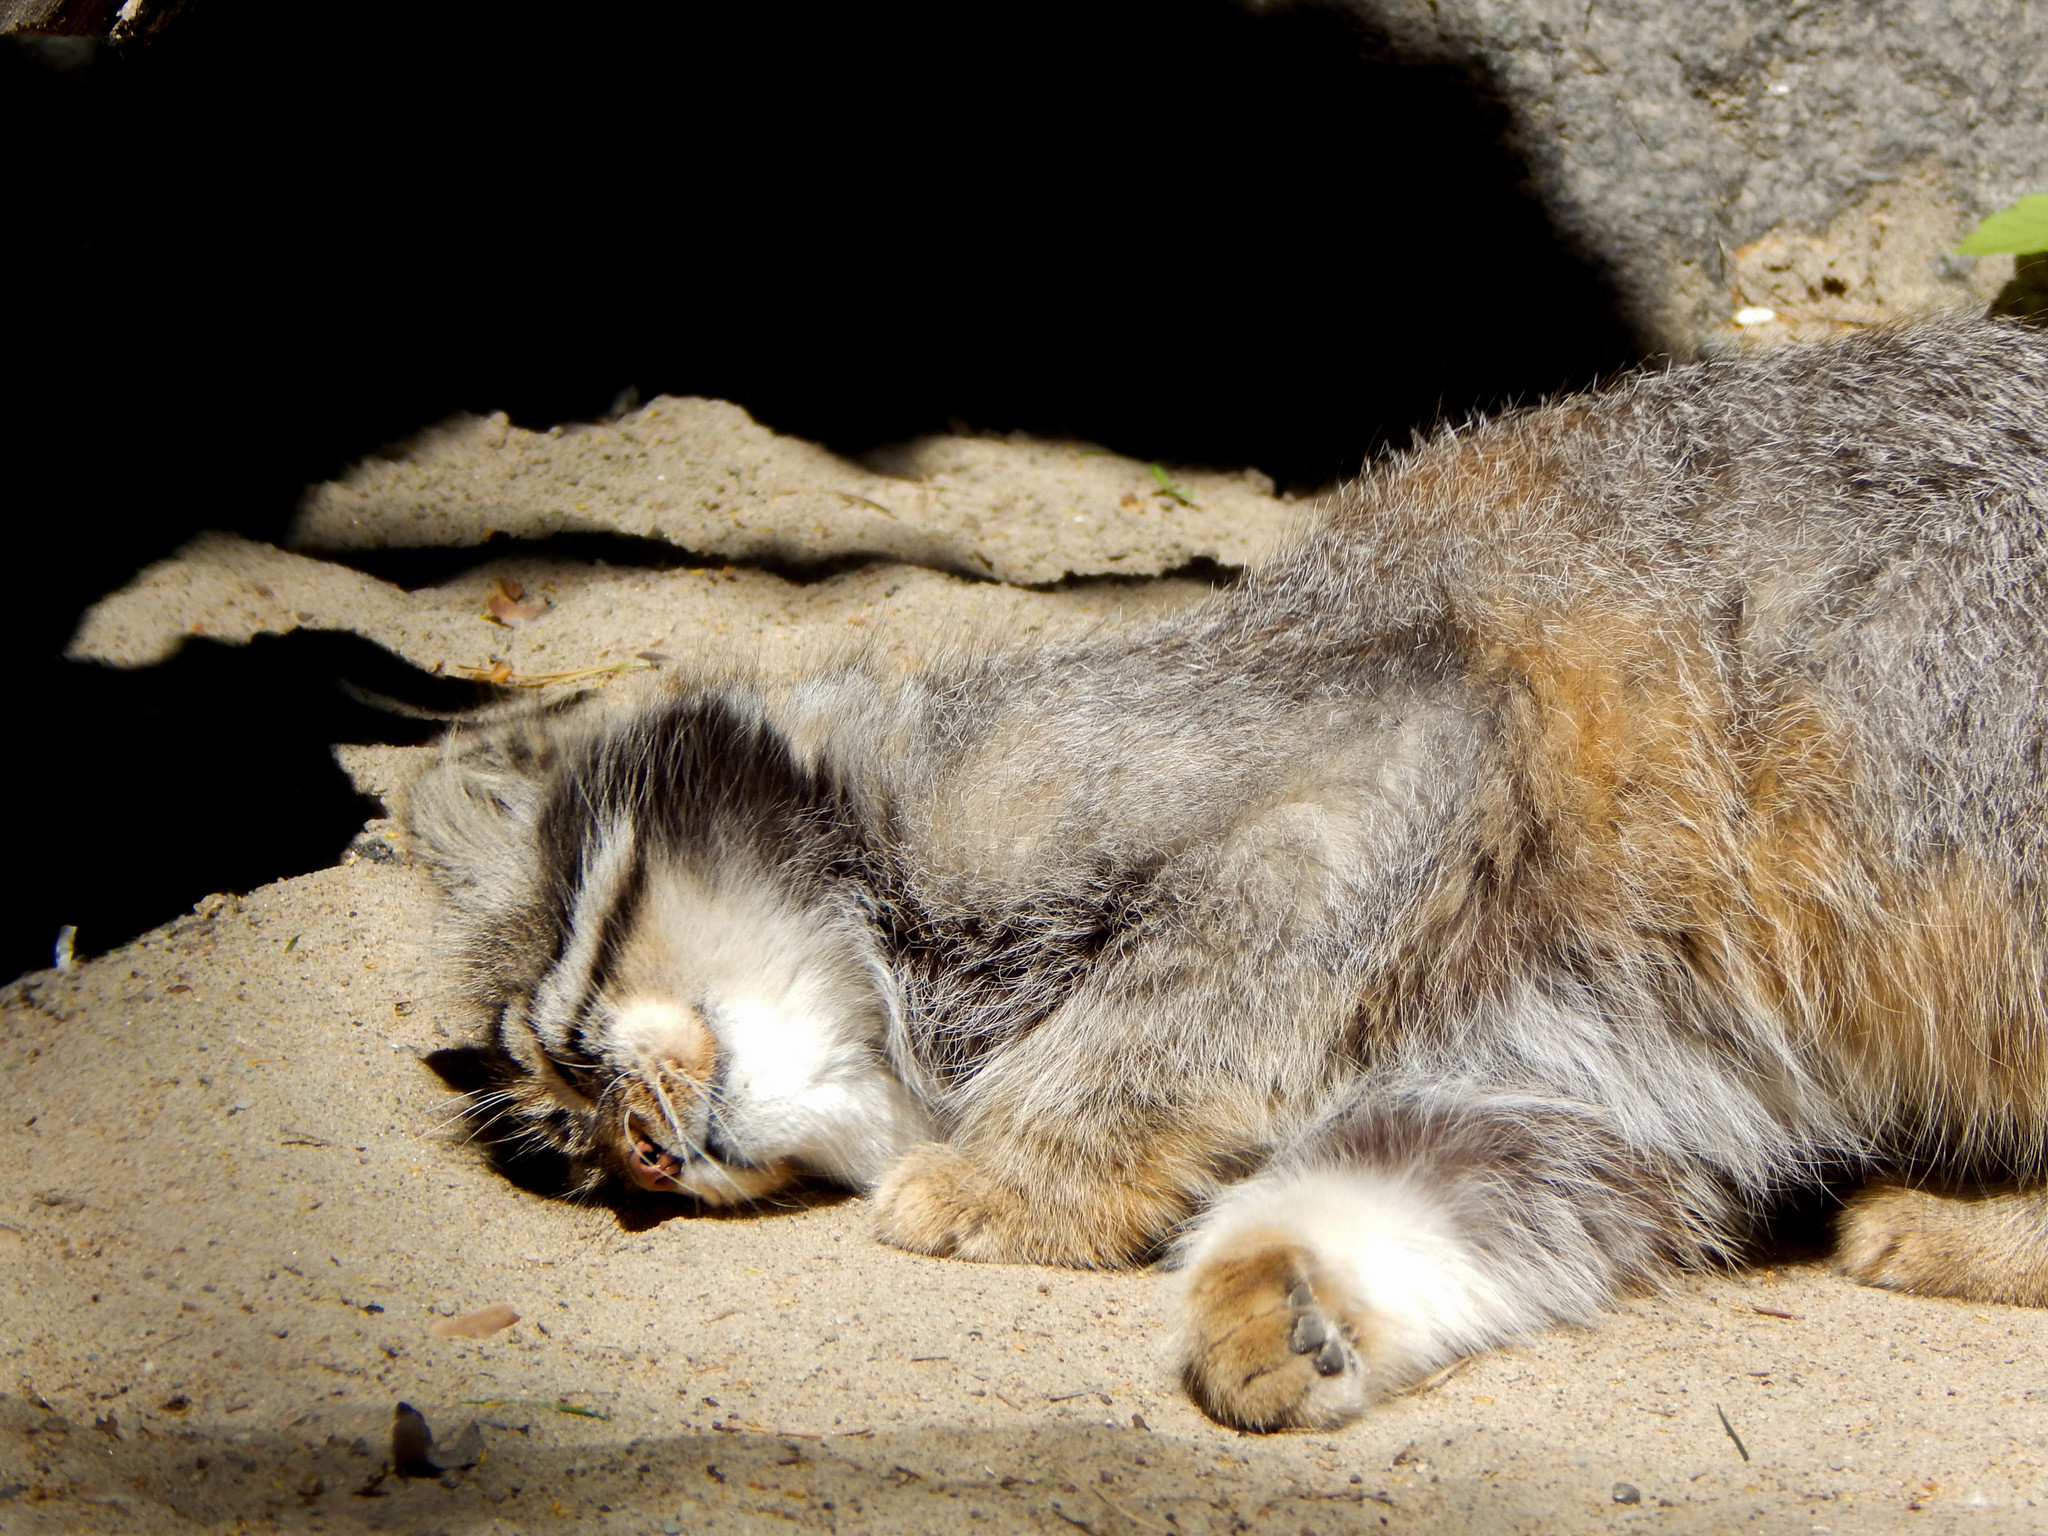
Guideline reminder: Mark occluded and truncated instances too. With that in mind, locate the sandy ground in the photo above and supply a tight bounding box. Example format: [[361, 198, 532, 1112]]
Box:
[[8, 401, 2048, 1534]]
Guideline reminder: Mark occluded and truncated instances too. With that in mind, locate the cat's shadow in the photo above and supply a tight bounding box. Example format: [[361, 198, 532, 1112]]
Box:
[[423, 1046, 856, 1233]]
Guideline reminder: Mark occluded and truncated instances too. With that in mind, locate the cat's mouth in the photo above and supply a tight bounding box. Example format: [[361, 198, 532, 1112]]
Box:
[[620, 1109, 795, 1205], [623, 1110, 688, 1191], [627, 1134, 684, 1191]]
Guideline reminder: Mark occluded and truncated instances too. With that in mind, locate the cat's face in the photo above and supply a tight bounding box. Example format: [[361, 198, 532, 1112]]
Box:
[[477, 989, 798, 1205]]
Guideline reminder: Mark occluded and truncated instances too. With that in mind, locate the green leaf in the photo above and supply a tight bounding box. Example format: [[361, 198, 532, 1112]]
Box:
[[1957, 196, 2048, 256], [1149, 463, 1195, 506]]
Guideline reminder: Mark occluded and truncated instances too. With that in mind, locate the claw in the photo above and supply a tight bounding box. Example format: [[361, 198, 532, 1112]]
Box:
[[1312, 1337, 1347, 1376], [1288, 1309, 1329, 1354]]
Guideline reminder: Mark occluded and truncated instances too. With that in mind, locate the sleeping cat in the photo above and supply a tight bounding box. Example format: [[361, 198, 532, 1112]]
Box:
[[410, 316, 2048, 1431]]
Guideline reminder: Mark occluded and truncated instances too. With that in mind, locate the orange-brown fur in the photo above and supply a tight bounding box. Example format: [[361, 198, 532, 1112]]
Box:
[[1179, 1234, 1371, 1431]]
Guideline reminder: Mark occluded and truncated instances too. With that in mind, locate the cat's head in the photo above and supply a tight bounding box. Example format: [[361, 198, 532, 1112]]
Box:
[[414, 690, 931, 1204]]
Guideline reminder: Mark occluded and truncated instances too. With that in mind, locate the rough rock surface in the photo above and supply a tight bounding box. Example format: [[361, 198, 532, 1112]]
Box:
[[17, 411, 2048, 1532], [1330, 0, 2048, 348]]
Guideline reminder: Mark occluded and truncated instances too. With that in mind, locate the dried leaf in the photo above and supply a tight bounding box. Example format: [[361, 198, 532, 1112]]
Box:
[[483, 577, 550, 627], [430, 1301, 519, 1339]]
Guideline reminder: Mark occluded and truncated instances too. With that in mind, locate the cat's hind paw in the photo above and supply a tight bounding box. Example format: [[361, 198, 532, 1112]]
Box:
[[1834, 1184, 1957, 1294], [1178, 1232, 1373, 1431], [1834, 1183, 2048, 1307]]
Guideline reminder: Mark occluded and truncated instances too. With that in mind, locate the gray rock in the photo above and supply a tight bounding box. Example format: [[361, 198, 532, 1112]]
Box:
[[1309, 0, 2048, 349]]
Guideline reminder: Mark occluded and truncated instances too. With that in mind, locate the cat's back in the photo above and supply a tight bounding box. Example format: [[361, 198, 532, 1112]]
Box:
[[1271, 316, 2048, 653]]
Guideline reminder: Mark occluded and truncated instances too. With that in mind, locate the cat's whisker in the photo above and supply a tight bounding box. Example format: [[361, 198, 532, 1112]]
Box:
[[645, 1073, 693, 1153], [416, 1089, 519, 1141]]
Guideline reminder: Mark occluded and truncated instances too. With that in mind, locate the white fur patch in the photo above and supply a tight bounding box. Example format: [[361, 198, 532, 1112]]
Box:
[[627, 859, 932, 1187], [1183, 1168, 1530, 1382], [711, 992, 931, 1186]]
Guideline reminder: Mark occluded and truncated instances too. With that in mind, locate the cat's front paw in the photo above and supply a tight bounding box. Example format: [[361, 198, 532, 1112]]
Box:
[[1179, 1232, 1373, 1431], [872, 1142, 1149, 1267]]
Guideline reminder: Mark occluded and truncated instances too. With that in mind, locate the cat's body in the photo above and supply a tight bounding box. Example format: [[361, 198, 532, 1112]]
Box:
[[411, 317, 2048, 1430]]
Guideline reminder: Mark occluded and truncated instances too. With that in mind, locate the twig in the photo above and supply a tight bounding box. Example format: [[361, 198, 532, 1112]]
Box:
[[767, 488, 903, 518], [1396, 1355, 1472, 1396], [447, 658, 655, 689], [1715, 1402, 1751, 1461]]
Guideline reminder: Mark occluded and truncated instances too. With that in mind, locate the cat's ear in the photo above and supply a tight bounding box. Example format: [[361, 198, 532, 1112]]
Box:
[[424, 697, 593, 816], [407, 700, 598, 904], [422, 1041, 518, 1095]]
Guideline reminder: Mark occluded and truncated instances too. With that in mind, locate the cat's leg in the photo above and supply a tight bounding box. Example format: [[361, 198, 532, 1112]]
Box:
[[1174, 1090, 1724, 1430], [872, 962, 1366, 1268], [874, 710, 1490, 1269], [871, 1050, 1295, 1270], [1835, 1185, 2048, 1306]]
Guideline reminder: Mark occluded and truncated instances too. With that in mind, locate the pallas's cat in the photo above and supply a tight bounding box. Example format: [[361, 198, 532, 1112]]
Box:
[[412, 318, 2048, 1429]]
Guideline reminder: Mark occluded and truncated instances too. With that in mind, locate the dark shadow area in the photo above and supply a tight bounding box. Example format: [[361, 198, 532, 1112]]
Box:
[[1744, 1178, 1854, 1269], [0, 1408, 1373, 1531], [12, 631, 495, 978], [327, 530, 877, 593], [3, 0, 1638, 978], [326, 530, 1243, 596]]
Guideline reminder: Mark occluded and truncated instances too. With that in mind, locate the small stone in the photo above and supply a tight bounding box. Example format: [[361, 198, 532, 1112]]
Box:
[[1613, 1481, 1642, 1505]]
